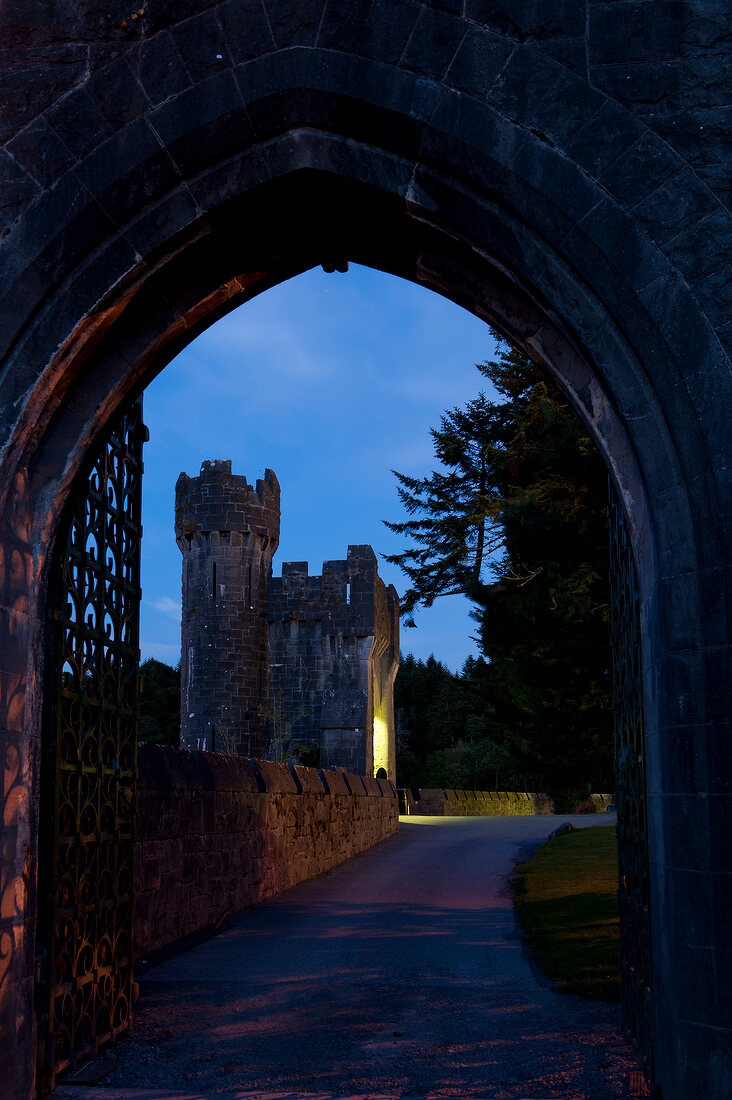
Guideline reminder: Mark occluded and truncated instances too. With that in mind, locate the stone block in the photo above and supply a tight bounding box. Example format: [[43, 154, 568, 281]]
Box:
[[169, 8, 231, 83], [400, 6, 465, 80], [318, 0, 417, 63], [207, 753, 260, 793], [253, 756, 295, 792], [218, 0, 275, 64], [319, 768, 350, 795], [267, 0, 325, 48], [589, 2, 694, 66], [86, 57, 149, 130], [288, 763, 326, 794], [150, 69, 251, 178], [45, 86, 113, 159], [445, 24, 513, 99], [341, 771, 367, 795], [138, 31, 192, 106]]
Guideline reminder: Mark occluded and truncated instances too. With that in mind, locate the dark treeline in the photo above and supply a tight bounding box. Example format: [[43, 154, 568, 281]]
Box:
[[394, 652, 548, 797], [138, 658, 180, 747], [387, 335, 614, 811]]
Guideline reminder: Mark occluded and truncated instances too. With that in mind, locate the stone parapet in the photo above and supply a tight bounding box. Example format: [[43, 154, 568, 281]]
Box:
[[134, 743, 398, 958], [401, 788, 555, 816]]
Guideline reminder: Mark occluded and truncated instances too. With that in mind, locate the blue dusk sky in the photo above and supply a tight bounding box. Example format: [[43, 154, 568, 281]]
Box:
[[140, 263, 501, 673]]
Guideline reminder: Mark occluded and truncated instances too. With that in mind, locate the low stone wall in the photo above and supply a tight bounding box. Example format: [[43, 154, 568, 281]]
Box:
[[401, 788, 554, 816], [134, 744, 398, 958], [570, 793, 615, 814], [400, 789, 615, 816]]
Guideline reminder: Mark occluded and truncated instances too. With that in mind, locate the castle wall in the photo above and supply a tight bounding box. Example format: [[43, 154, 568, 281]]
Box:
[[175, 462, 398, 776], [175, 460, 280, 758], [268, 545, 399, 778], [134, 743, 398, 959]]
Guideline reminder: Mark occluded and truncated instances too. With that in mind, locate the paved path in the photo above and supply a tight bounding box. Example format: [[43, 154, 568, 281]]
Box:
[[57, 815, 641, 1100]]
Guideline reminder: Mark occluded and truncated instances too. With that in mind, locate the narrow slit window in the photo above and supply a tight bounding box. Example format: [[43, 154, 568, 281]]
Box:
[[346, 582, 351, 604]]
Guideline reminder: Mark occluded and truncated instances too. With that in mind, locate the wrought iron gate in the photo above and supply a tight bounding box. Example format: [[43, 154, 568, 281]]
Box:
[[609, 483, 653, 1083], [36, 400, 146, 1088]]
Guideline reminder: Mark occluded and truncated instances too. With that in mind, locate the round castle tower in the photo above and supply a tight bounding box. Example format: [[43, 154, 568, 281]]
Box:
[[175, 460, 280, 756]]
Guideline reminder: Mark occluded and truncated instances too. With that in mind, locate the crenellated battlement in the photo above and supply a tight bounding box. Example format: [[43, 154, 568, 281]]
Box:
[[175, 460, 280, 550], [268, 545, 399, 777], [269, 545, 398, 632], [176, 462, 398, 777]]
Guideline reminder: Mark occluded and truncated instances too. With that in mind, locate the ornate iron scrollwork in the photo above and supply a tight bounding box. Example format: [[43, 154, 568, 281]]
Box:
[[609, 481, 653, 1084], [36, 400, 145, 1088]]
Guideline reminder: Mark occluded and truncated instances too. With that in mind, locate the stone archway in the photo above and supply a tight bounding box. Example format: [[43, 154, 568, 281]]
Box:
[[1, 6, 730, 1098]]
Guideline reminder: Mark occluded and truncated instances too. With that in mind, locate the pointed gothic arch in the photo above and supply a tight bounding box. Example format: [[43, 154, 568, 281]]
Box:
[[1, 8, 730, 1097]]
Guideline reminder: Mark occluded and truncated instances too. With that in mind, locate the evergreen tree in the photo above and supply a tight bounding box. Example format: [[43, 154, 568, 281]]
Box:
[[138, 658, 181, 747], [473, 345, 613, 799], [383, 394, 506, 624], [386, 336, 613, 802]]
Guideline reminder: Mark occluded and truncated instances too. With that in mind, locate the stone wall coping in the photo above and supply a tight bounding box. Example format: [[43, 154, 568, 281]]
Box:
[[342, 772, 368, 795], [251, 758, 299, 794], [319, 768, 351, 795], [138, 743, 261, 792], [288, 763, 326, 795], [360, 775, 382, 796], [137, 745, 397, 799]]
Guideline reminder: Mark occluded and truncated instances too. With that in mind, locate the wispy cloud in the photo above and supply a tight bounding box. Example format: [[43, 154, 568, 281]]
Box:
[[147, 596, 181, 621], [195, 308, 339, 384]]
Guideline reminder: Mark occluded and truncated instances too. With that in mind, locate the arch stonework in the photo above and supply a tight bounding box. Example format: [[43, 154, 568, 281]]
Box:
[[0, 3, 730, 1097]]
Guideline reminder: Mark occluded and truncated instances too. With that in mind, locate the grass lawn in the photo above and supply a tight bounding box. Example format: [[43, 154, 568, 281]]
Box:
[[513, 823, 620, 1002]]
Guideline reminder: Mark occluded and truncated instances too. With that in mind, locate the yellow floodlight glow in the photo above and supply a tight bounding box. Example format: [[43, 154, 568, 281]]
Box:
[[373, 711, 390, 778]]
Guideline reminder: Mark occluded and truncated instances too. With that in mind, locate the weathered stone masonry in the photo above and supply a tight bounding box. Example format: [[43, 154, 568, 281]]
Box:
[[176, 461, 399, 777], [134, 743, 398, 959], [403, 789, 554, 817], [268, 546, 399, 777], [175, 460, 280, 758]]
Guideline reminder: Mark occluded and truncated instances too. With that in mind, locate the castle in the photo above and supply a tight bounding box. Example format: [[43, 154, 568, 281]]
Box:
[[175, 460, 399, 778]]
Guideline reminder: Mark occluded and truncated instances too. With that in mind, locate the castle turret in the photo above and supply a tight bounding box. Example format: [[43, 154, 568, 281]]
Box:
[[175, 460, 280, 756]]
